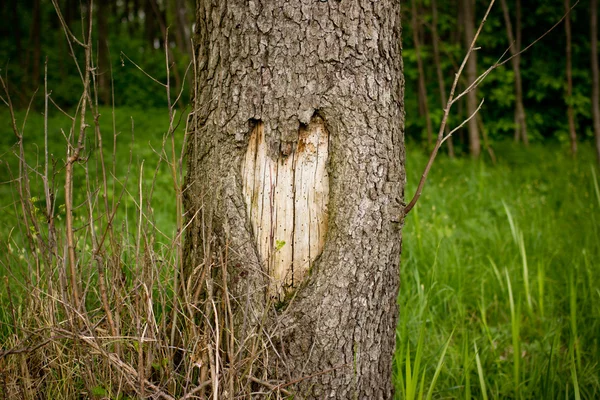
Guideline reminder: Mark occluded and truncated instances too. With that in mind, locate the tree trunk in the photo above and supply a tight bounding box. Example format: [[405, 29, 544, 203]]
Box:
[[172, 0, 192, 57], [65, 0, 74, 28], [30, 0, 41, 90], [123, 0, 129, 24], [11, 0, 21, 61], [591, 0, 600, 164], [144, 0, 157, 48], [453, 0, 462, 49], [462, 0, 481, 157], [565, 0, 577, 155], [500, 0, 528, 145], [431, 0, 455, 157], [185, 1, 405, 398], [147, 0, 183, 96], [97, 0, 111, 105], [130, 0, 140, 36], [411, 0, 433, 147]]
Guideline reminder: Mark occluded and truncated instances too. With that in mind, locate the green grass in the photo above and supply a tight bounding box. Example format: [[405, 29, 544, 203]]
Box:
[[0, 106, 184, 239], [397, 142, 600, 398], [1, 108, 600, 398]]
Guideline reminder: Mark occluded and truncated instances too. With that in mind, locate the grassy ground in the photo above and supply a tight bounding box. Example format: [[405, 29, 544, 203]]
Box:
[[0, 106, 183, 240], [1, 108, 599, 398], [398, 142, 600, 399]]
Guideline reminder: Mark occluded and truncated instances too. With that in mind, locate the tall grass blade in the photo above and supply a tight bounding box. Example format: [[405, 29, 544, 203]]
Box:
[[403, 325, 426, 400], [502, 201, 518, 243], [592, 165, 600, 209], [474, 341, 489, 400], [541, 335, 555, 399], [463, 334, 471, 400], [518, 232, 533, 313], [570, 347, 581, 400], [405, 342, 414, 400], [506, 268, 520, 397], [425, 329, 454, 400], [488, 257, 505, 293], [569, 267, 581, 370], [537, 261, 545, 319], [418, 371, 426, 400]]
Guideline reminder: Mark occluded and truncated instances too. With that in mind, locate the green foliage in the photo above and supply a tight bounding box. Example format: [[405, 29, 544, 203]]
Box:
[[403, 0, 596, 150], [0, 1, 191, 110]]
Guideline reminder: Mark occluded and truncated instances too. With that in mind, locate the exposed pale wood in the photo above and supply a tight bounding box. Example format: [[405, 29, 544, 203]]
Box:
[[242, 118, 329, 298]]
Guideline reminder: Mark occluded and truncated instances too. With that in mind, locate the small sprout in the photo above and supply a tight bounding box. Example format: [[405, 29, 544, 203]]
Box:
[[275, 240, 286, 252]]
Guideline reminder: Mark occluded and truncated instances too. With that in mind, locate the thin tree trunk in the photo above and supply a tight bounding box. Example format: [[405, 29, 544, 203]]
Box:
[[411, 0, 433, 147], [97, 0, 111, 105], [65, 0, 75, 28], [123, 0, 129, 24], [431, 0, 455, 157], [185, 1, 404, 397], [170, 0, 185, 52], [144, 0, 156, 48], [30, 0, 41, 89], [133, 0, 139, 21], [500, 0, 529, 145], [11, 0, 21, 60], [453, 0, 462, 48], [477, 114, 497, 164], [148, 0, 182, 96], [462, 0, 481, 157], [130, 0, 140, 36], [591, 0, 600, 163], [565, 0, 577, 155], [173, 0, 192, 57]]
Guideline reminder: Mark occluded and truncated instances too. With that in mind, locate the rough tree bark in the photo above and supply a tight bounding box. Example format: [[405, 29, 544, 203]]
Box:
[[592, 0, 600, 163], [462, 0, 481, 157], [184, 1, 405, 398], [500, 0, 529, 145], [565, 0, 577, 155]]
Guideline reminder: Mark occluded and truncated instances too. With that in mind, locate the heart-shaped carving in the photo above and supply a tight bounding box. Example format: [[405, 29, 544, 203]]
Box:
[[241, 117, 329, 299]]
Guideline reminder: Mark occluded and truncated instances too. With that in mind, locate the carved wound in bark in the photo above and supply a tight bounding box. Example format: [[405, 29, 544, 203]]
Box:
[[241, 117, 329, 298]]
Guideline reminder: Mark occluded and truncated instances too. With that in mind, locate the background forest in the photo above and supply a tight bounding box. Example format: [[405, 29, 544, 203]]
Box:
[[0, 0, 599, 399], [1, 0, 599, 152]]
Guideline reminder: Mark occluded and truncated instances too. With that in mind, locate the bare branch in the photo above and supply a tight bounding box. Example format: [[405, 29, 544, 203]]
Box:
[[402, 0, 579, 217], [120, 52, 168, 88], [443, 99, 485, 144], [402, 0, 496, 217]]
